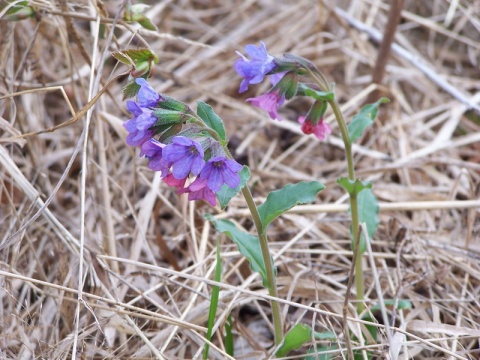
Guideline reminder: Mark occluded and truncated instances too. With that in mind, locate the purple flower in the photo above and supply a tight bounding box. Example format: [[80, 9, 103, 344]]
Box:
[[140, 139, 170, 175], [186, 177, 217, 205], [126, 101, 157, 131], [270, 72, 287, 86], [193, 156, 242, 192], [246, 90, 285, 120], [298, 116, 331, 140], [235, 41, 276, 93], [162, 136, 205, 179], [135, 78, 161, 107], [124, 119, 155, 147]]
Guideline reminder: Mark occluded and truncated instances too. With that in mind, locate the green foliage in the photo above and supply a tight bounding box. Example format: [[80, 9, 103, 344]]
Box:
[[1, 1, 35, 21], [124, 4, 157, 31], [348, 97, 390, 143], [205, 216, 271, 288], [276, 323, 336, 358], [111, 48, 159, 99], [337, 178, 372, 196], [337, 179, 379, 253], [203, 239, 222, 360], [356, 188, 380, 253], [258, 181, 325, 233], [303, 87, 335, 102], [216, 166, 251, 209], [224, 315, 234, 357], [196, 101, 227, 144], [305, 344, 339, 360]]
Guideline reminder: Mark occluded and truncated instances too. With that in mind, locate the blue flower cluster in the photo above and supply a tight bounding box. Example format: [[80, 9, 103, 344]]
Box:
[[124, 79, 242, 206]]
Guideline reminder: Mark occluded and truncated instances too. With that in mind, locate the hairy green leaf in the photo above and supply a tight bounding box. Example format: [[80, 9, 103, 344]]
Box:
[[276, 324, 336, 358], [196, 101, 227, 143], [348, 97, 389, 143], [357, 188, 379, 253], [205, 216, 271, 288], [258, 181, 325, 233]]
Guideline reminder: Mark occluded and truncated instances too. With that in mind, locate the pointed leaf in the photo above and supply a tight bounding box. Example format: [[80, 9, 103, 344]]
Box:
[[357, 188, 379, 253], [276, 324, 336, 357], [258, 181, 325, 232], [303, 87, 335, 102], [205, 216, 271, 288], [348, 97, 389, 143], [337, 178, 371, 196], [216, 166, 250, 209], [196, 101, 226, 143], [122, 81, 141, 100]]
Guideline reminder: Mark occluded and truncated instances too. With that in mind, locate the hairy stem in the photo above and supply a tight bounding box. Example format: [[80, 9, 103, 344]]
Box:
[[240, 186, 283, 345], [308, 68, 364, 312]]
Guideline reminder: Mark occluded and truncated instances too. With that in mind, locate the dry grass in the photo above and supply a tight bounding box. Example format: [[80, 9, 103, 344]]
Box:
[[1, 0, 480, 359]]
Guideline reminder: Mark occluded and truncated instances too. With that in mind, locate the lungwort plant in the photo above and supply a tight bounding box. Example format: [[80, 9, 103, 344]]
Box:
[[114, 41, 388, 358]]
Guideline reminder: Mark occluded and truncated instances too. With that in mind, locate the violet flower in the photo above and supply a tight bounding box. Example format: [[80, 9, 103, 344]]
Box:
[[193, 156, 242, 192], [135, 78, 161, 107], [162, 136, 205, 179], [186, 180, 217, 206], [235, 41, 276, 93], [140, 139, 170, 175], [247, 90, 285, 120]]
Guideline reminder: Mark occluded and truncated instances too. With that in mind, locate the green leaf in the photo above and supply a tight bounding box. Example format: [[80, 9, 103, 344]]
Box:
[[196, 101, 226, 143], [138, 17, 157, 31], [224, 314, 234, 357], [122, 81, 141, 100], [203, 239, 222, 360], [303, 87, 335, 102], [205, 216, 271, 288], [258, 181, 325, 233], [216, 166, 250, 209], [276, 324, 336, 357], [305, 344, 339, 360], [1, 1, 34, 21], [370, 299, 412, 313], [337, 178, 371, 196], [357, 188, 379, 253], [348, 97, 390, 143]]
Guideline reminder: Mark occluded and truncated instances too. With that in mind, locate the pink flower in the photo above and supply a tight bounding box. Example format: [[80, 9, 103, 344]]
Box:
[[186, 178, 217, 206], [247, 90, 285, 120], [298, 116, 331, 140]]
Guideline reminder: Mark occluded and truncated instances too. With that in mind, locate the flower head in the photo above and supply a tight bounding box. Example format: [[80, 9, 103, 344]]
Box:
[[162, 136, 205, 179], [187, 181, 217, 206], [135, 78, 161, 107], [235, 41, 276, 93], [126, 101, 157, 131], [140, 139, 170, 175], [247, 90, 285, 120], [298, 116, 331, 140], [123, 119, 155, 147], [194, 156, 242, 192]]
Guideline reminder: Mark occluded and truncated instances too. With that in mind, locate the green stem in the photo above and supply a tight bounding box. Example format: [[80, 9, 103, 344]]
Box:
[[241, 186, 283, 345], [307, 68, 364, 313]]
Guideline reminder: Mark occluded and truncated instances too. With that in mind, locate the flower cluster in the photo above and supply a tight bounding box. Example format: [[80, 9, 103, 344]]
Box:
[[124, 79, 242, 206], [235, 41, 331, 140]]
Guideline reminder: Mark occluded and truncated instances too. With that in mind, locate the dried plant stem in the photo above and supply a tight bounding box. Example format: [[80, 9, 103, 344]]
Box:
[[241, 186, 283, 346]]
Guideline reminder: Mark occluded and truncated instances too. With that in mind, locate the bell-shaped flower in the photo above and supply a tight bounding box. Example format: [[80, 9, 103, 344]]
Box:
[[162, 136, 205, 179], [235, 41, 277, 93]]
